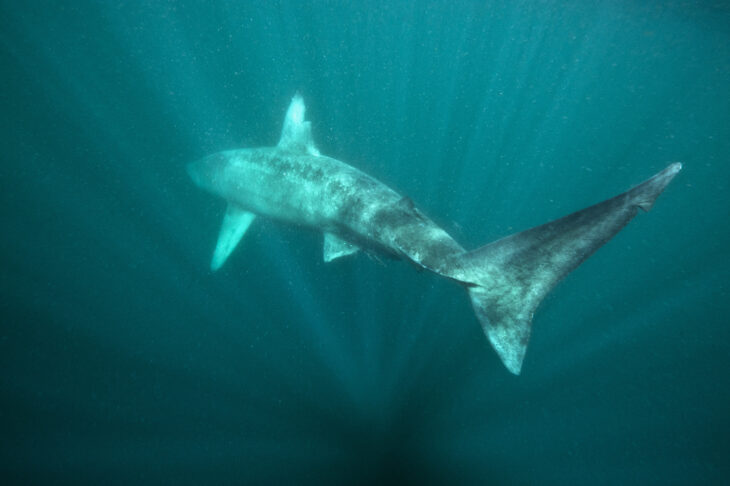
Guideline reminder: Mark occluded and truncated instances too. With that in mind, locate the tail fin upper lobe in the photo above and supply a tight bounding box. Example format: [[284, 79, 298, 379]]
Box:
[[462, 163, 681, 374]]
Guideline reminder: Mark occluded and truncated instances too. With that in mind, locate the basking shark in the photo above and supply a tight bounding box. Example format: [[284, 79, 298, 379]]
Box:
[[188, 94, 681, 374]]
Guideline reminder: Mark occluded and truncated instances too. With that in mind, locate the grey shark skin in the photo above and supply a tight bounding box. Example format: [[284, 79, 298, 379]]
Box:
[[188, 94, 682, 374]]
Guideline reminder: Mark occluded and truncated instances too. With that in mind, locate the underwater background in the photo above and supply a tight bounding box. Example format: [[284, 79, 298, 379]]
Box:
[[1, 1, 728, 484]]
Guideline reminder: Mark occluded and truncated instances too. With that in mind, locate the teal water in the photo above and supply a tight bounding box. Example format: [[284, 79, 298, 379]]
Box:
[[1, 1, 728, 484]]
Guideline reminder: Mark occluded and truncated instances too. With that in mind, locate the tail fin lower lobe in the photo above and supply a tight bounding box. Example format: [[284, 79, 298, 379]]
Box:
[[462, 163, 681, 374]]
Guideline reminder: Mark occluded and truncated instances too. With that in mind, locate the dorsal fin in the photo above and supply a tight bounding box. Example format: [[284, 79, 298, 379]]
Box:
[[277, 94, 320, 156], [396, 196, 428, 222]]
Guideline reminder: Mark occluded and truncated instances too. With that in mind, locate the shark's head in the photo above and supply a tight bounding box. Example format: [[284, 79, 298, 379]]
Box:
[[187, 152, 230, 194]]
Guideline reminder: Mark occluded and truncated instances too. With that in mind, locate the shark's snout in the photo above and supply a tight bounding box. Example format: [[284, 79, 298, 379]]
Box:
[[187, 157, 219, 190], [187, 153, 232, 194], [186, 161, 201, 185]]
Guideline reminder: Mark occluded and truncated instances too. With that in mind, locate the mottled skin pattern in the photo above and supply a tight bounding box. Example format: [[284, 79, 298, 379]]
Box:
[[188, 95, 681, 375], [194, 147, 467, 276]]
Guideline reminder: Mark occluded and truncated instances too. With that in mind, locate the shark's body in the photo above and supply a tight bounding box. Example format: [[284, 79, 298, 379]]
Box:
[[188, 95, 681, 374]]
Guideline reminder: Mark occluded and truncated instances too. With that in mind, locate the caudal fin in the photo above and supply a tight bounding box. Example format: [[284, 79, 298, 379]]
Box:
[[462, 163, 681, 374]]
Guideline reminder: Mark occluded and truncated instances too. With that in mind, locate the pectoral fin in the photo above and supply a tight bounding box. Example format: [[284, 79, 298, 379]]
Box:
[[323, 233, 359, 262], [211, 205, 256, 271]]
